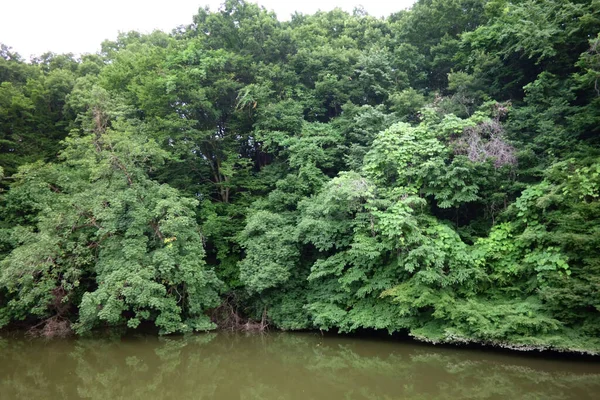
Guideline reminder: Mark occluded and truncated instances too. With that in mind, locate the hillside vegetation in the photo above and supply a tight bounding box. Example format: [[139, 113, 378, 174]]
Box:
[[1, 0, 599, 352]]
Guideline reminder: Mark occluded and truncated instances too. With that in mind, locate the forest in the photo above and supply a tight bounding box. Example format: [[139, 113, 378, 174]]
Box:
[[0, 0, 599, 353]]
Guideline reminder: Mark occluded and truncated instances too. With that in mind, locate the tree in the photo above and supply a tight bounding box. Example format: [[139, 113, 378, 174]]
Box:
[[0, 88, 220, 334]]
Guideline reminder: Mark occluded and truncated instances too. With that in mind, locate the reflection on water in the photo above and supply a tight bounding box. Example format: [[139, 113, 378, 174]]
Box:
[[0, 332, 599, 399]]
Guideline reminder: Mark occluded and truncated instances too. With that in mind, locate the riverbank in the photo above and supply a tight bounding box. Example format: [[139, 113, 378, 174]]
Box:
[[3, 321, 599, 358]]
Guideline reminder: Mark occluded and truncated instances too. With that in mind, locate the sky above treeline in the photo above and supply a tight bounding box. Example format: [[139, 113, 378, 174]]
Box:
[[1, 0, 417, 59]]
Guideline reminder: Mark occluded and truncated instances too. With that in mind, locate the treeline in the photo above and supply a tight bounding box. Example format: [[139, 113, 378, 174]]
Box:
[[0, 0, 599, 352]]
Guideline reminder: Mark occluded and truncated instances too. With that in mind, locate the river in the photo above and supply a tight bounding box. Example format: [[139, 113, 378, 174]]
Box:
[[0, 332, 598, 399]]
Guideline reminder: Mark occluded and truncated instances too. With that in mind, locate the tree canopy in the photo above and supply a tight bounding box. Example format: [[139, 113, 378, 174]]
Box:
[[1, 0, 600, 353]]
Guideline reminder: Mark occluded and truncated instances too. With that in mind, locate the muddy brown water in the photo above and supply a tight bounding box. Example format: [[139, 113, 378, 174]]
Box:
[[0, 332, 599, 399]]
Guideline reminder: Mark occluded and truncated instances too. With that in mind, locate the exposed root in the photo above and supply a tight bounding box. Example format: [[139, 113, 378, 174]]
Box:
[[209, 295, 269, 332], [27, 316, 73, 338], [26, 286, 74, 338]]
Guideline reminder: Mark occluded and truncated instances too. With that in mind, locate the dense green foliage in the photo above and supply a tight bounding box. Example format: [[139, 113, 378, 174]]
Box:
[[1, 0, 599, 353]]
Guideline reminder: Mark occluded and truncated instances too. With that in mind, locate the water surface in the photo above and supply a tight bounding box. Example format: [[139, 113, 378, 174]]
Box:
[[1, 332, 599, 399]]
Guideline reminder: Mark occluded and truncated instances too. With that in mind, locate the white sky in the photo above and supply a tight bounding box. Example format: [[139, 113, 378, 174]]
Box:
[[0, 1, 416, 59]]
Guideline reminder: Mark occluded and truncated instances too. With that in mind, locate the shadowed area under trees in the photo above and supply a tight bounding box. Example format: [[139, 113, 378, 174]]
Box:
[[1, 0, 600, 353]]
